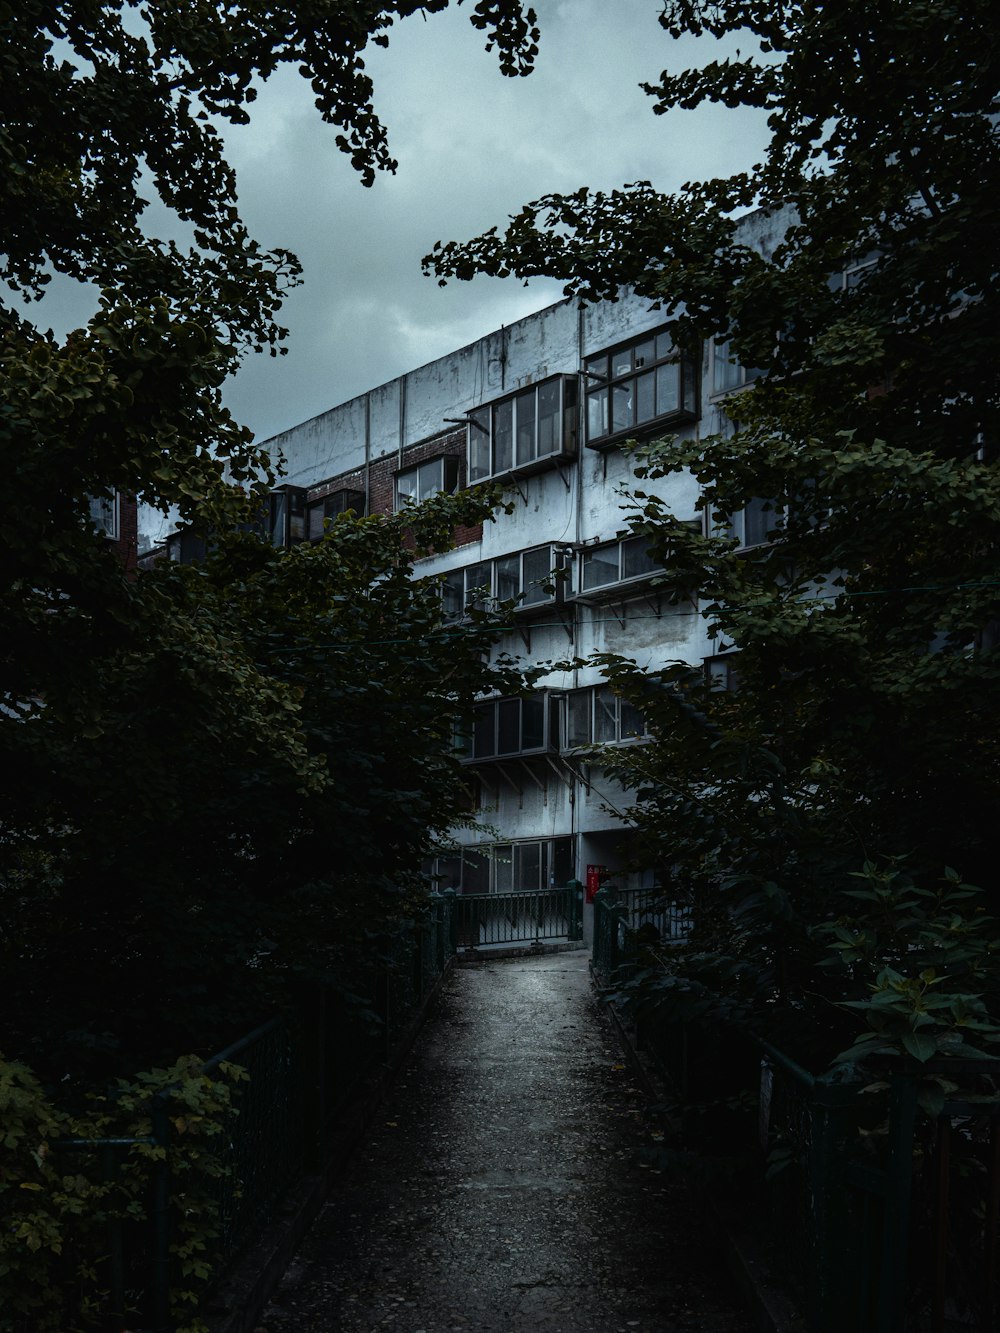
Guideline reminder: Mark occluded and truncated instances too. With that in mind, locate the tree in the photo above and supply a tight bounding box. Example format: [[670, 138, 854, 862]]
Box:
[[427, 0, 1000, 1067], [1, 1, 540, 1077]]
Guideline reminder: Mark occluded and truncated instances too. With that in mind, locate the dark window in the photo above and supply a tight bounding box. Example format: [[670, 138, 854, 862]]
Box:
[[306, 488, 365, 539], [396, 455, 460, 509], [712, 338, 765, 395], [586, 327, 699, 446], [563, 686, 648, 746], [468, 376, 577, 482], [464, 694, 556, 760]]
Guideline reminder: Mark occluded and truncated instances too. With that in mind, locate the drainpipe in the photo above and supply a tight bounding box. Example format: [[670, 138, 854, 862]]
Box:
[[364, 392, 371, 515], [397, 373, 408, 470]]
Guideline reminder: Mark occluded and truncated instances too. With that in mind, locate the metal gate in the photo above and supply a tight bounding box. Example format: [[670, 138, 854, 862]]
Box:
[[450, 885, 583, 949]]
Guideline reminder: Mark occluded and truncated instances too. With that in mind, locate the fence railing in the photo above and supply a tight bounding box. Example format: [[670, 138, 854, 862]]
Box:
[[35, 892, 458, 1333], [590, 887, 1000, 1333], [759, 1045, 1000, 1333], [449, 882, 584, 949]]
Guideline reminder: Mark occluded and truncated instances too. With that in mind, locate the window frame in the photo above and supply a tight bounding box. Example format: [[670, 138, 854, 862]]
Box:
[[711, 337, 766, 397], [574, 523, 700, 602], [394, 454, 461, 510], [459, 691, 561, 763], [563, 685, 649, 749], [467, 374, 578, 484], [306, 488, 366, 539], [440, 544, 566, 622], [87, 491, 120, 541], [584, 327, 699, 450]]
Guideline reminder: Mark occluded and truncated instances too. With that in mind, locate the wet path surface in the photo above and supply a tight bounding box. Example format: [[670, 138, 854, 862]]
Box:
[[259, 952, 753, 1333]]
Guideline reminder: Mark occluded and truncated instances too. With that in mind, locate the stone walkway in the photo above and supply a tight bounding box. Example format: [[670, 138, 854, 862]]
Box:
[[258, 951, 753, 1333]]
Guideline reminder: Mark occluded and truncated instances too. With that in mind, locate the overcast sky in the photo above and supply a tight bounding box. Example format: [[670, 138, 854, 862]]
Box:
[[219, 0, 772, 443], [29, 1, 770, 446]]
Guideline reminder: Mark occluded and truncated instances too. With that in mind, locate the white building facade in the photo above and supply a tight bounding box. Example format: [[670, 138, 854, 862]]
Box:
[[261, 210, 787, 928]]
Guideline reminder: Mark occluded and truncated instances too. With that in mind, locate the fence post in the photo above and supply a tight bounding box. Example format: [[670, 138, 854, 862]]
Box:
[[878, 1072, 919, 1333], [442, 888, 457, 956], [566, 879, 583, 942], [150, 1093, 172, 1333]]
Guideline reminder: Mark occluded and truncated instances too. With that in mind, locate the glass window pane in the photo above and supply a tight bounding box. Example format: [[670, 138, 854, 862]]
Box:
[[612, 349, 632, 378], [521, 696, 544, 751], [620, 699, 645, 739], [515, 842, 542, 892], [493, 399, 513, 474], [612, 382, 633, 432], [418, 458, 442, 501], [582, 545, 619, 589], [469, 408, 491, 481], [656, 362, 679, 416], [682, 355, 698, 414], [442, 568, 465, 620], [462, 848, 490, 894], [497, 698, 520, 754], [552, 837, 574, 887], [713, 340, 741, 393], [587, 387, 608, 440], [515, 388, 536, 466], [521, 546, 552, 605], [493, 846, 513, 895], [635, 371, 655, 423], [307, 502, 326, 541], [396, 469, 419, 506], [465, 562, 491, 607], [621, 536, 659, 580], [655, 331, 675, 360], [567, 691, 591, 747], [495, 554, 520, 603], [593, 687, 617, 743], [473, 704, 495, 758], [536, 380, 561, 456], [743, 497, 773, 547], [634, 338, 655, 369], [585, 354, 608, 383]]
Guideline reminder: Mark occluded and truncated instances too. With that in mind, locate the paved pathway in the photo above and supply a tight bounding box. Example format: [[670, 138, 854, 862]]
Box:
[[259, 952, 753, 1333]]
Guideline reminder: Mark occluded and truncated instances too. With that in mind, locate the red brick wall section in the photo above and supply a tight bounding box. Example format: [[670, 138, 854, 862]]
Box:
[[305, 428, 484, 550], [115, 494, 139, 579]]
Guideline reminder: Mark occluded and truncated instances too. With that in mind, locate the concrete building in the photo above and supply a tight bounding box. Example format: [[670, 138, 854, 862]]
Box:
[[256, 209, 788, 928]]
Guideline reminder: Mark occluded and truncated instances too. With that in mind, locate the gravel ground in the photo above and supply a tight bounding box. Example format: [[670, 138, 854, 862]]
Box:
[[257, 951, 754, 1333]]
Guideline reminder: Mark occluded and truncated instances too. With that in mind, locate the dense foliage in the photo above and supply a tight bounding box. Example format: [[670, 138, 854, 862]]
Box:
[[1, 0, 539, 1079], [429, 0, 1000, 1070]]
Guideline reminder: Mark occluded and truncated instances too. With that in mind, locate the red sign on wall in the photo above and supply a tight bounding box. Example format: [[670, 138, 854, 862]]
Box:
[[585, 864, 606, 903]]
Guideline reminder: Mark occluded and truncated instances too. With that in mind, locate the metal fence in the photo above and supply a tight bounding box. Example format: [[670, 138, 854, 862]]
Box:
[[30, 892, 458, 1333], [449, 883, 583, 948], [760, 1046, 1000, 1333], [591, 887, 1000, 1333]]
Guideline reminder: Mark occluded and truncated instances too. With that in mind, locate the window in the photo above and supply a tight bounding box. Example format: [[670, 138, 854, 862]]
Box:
[[87, 492, 119, 540], [395, 455, 460, 509], [460, 692, 561, 761], [712, 338, 765, 395], [565, 686, 647, 747], [585, 327, 698, 447], [705, 654, 742, 692], [426, 838, 574, 894], [576, 524, 699, 600], [468, 376, 578, 482], [580, 534, 660, 593], [306, 488, 365, 539], [717, 497, 779, 550], [441, 545, 565, 621], [268, 486, 307, 547]]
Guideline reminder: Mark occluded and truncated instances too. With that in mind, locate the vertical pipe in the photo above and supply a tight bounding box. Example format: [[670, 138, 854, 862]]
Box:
[[983, 1118, 1000, 1332], [150, 1095, 171, 1333], [878, 1075, 918, 1333], [932, 1117, 951, 1333], [102, 1144, 125, 1332], [363, 392, 371, 515]]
